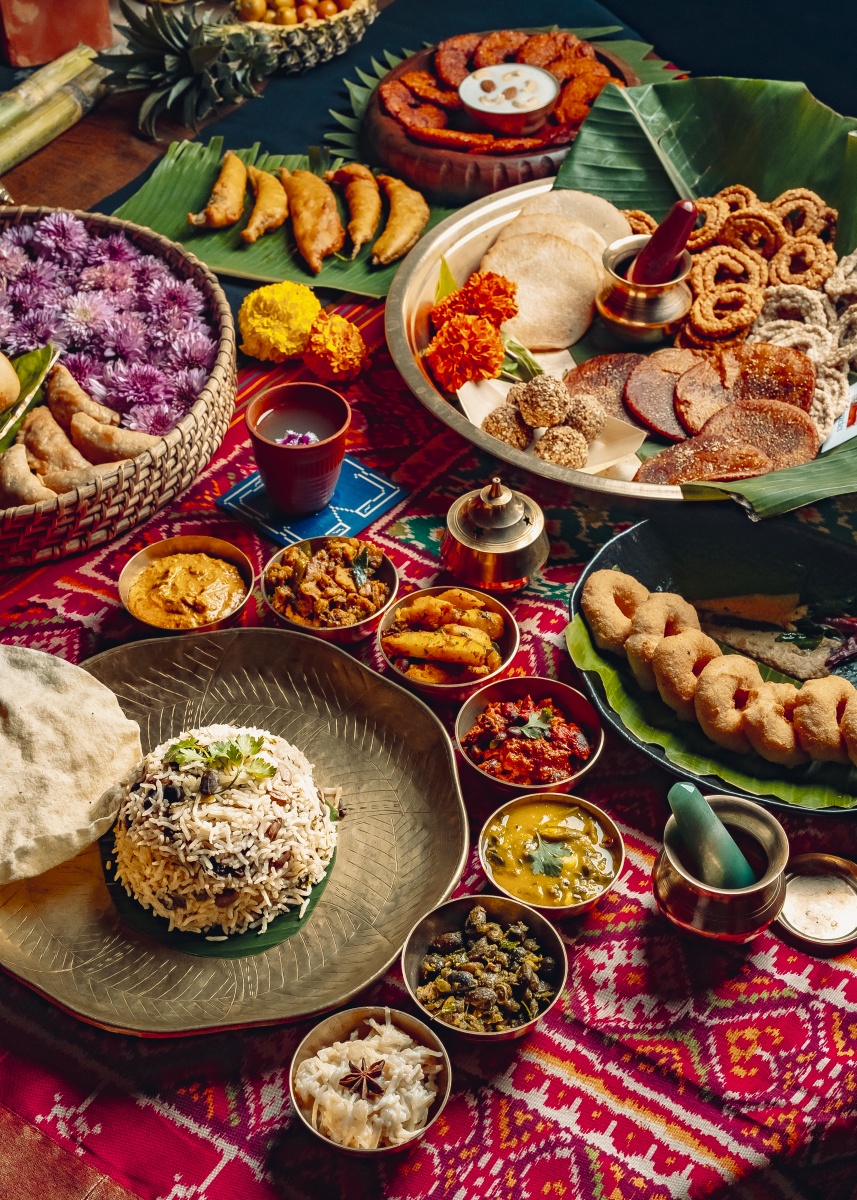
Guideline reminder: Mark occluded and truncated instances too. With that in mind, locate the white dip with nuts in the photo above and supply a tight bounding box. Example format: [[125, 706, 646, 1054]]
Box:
[[459, 64, 559, 113]]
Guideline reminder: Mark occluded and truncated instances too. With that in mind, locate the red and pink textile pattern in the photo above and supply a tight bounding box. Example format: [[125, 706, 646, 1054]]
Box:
[[0, 301, 856, 1200]]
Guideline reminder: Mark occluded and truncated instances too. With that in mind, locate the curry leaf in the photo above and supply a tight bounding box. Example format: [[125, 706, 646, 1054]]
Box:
[[351, 545, 371, 588], [528, 833, 571, 878]]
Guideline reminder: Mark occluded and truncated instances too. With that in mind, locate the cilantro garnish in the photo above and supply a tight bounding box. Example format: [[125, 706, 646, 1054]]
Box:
[[351, 545, 371, 589], [527, 833, 571, 878], [517, 708, 554, 740], [165, 734, 275, 789]]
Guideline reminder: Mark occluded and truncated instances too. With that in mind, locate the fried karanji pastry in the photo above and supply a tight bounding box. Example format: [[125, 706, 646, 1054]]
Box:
[[69, 412, 160, 464], [279, 168, 345, 275], [16, 407, 90, 473], [371, 174, 430, 266], [189, 150, 247, 228], [382, 588, 505, 684], [46, 363, 120, 431], [0, 443, 56, 507], [324, 163, 382, 259], [241, 166, 288, 245], [40, 462, 121, 495]]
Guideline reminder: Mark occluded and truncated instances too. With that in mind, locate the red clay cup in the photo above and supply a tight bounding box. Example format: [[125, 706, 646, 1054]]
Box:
[[246, 382, 351, 514]]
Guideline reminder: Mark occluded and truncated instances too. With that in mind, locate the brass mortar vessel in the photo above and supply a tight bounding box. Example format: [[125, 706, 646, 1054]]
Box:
[[596, 234, 693, 344]]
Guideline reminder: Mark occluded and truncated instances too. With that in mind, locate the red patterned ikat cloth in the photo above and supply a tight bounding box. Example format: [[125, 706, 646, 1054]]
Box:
[[0, 302, 856, 1200]]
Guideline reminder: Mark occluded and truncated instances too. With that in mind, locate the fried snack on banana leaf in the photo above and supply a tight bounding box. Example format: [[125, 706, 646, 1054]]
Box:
[[372, 175, 430, 266], [279, 168, 345, 275], [325, 163, 382, 259], [242, 166, 288, 245], [189, 151, 247, 228]]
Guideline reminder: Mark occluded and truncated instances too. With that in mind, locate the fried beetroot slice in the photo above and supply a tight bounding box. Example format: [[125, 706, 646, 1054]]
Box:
[[700, 397, 820, 469], [731, 343, 816, 410], [472, 30, 530, 69], [624, 357, 687, 441], [634, 436, 772, 485], [674, 359, 734, 434], [563, 353, 645, 423], [434, 33, 483, 88]]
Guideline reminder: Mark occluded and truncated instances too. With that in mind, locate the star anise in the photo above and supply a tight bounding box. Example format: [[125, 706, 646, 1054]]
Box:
[[339, 1057, 385, 1101]]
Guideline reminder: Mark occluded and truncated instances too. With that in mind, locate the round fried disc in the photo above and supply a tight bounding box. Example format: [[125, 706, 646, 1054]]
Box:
[[563, 353, 645, 423], [623, 357, 687, 441], [732, 343, 816, 411], [700, 398, 820, 469], [634, 436, 772, 485], [674, 359, 733, 434]]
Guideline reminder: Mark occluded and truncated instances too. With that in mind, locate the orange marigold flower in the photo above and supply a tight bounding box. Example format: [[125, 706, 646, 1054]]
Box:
[[429, 271, 518, 331], [424, 313, 505, 393], [302, 311, 368, 382]]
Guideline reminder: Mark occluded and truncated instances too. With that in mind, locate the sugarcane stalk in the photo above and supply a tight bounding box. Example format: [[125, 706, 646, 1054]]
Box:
[[0, 64, 109, 176], [0, 45, 97, 137]]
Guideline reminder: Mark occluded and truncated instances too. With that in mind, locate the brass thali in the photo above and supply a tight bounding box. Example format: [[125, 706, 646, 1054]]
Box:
[[0, 629, 468, 1035]]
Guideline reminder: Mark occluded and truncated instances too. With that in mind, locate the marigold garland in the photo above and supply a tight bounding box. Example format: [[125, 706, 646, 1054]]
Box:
[[424, 313, 505, 393], [430, 271, 518, 331], [302, 311, 368, 382]]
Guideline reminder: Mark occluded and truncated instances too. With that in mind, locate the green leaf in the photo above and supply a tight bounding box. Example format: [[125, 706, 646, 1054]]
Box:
[[555, 75, 857, 253], [501, 335, 544, 383], [434, 256, 458, 303], [113, 136, 455, 299], [0, 344, 61, 453], [234, 732, 264, 758], [566, 614, 857, 810], [527, 833, 571, 878], [98, 815, 338, 960], [517, 707, 554, 740], [245, 756, 277, 781], [351, 545, 371, 588]]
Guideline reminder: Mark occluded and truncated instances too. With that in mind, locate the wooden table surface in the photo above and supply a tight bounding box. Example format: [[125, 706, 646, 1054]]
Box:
[[1, 0, 396, 213]]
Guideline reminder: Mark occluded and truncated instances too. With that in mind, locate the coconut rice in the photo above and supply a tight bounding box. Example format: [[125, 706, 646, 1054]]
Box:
[[113, 724, 338, 936]]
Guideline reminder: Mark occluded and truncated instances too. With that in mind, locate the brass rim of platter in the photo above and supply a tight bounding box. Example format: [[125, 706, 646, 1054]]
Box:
[[385, 178, 687, 508], [0, 629, 468, 1036]]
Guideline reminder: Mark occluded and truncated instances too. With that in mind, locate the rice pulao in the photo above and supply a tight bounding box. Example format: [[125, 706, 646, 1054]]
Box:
[[113, 724, 337, 936]]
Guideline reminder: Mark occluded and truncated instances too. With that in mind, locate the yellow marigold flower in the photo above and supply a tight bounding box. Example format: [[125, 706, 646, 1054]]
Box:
[[424, 313, 505, 393], [238, 281, 321, 362], [302, 311, 368, 383]]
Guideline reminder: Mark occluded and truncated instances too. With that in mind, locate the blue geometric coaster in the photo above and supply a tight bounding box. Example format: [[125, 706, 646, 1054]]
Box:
[[216, 455, 407, 546]]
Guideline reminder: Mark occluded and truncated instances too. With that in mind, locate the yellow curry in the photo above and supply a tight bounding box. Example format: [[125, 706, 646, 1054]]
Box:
[[482, 798, 616, 907], [128, 553, 246, 629]]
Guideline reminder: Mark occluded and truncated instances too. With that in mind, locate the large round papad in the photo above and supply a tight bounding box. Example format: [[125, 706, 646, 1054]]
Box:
[[0, 645, 142, 882]]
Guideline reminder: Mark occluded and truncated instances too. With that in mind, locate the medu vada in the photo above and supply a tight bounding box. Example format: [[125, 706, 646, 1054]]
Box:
[[625, 593, 700, 692], [580, 569, 650, 657], [743, 682, 809, 767], [651, 629, 722, 721], [693, 655, 762, 754], [792, 676, 853, 764]]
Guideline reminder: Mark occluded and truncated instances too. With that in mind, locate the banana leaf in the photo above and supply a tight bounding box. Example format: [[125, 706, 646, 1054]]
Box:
[[0, 344, 61, 453], [112, 136, 455, 298], [555, 76, 857, 254], [566, 615, 857, 811], [98, 809, 337, 959]]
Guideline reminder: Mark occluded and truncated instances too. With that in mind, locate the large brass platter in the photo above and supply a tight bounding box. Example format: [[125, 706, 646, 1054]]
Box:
[[0, 630, 468, 1035], [385, 178, 685, 509]]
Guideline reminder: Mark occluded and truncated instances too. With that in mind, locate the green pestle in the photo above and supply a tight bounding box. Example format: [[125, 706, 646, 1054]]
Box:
[[667, 782, 757, 889]]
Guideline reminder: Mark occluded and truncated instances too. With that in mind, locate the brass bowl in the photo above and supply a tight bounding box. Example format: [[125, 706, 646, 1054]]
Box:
[[118, 534, 253, 635], [478, 792, 625, 917], [401, 893, 567, 1042], [455, 676, 604, 795], [652, 795, 789, 943], [262, 537, 400, 645], [289, 1005, 452, 1154], [596, 234, 693, 344], [376, 586, 520, 701]]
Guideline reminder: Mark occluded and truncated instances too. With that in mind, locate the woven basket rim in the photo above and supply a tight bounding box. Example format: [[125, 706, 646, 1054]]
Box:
[[242, 0, 375, 30], [0, 205, 235, 520]]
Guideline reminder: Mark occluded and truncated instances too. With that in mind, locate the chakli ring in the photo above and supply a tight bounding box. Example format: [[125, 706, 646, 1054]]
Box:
[[720, 208, 787, 260], [769, 187, 837, 240], [755, 283, 837, 330], [686, 196, 730, 251], [825, 303, 857, 371], [768, 234, 838, 289], [689, 244, 767, 295], [715, 184, 758, 213], [808, 364, 851, 440], [622, 209, 657, 235], [824, 247, 857, 306], [748, 318, 836, 362], [689, 285, 764, 339]]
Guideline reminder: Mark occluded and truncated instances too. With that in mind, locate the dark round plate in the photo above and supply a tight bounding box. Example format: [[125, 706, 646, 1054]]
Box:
[[568, 508, 857, 815], [363, 34, 639, 206]]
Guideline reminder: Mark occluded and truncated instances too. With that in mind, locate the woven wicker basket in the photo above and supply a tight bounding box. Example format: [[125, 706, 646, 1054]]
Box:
[[243, 0, 377, 71], [0, 207, 236, 570]]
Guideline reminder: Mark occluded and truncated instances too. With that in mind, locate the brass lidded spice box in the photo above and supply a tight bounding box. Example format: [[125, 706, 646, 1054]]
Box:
[[441, 476, 549, 592]]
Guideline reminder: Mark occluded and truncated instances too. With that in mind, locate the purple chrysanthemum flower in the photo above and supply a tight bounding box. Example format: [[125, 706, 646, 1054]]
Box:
[[61, 351, 107, 400], [0, 242, 30, 282], [132, 255, 172, 291], [88, 232, 143, 264], [101, 312, 149, 362], [143, 276, 207, 318], [164, 327, 217, 373], [103, 360, 171, 412], [30, 212, 91, 265], [79, 260, 137, 294], [146, 309, 210, 349], [0, 303, 15, 345], [13, 257, 60, 289], [122, 398, 187, 436], [7, 280, 69, 315], [169, 366, 208, 407], [1, 224, 35, 251], [4, 306, 66, 354], [62, 289, 116, 346]]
